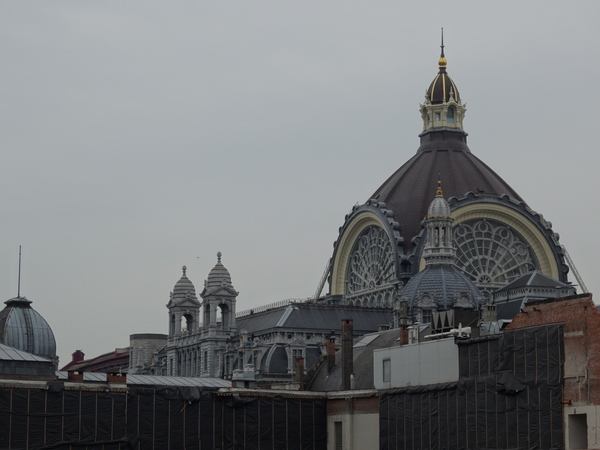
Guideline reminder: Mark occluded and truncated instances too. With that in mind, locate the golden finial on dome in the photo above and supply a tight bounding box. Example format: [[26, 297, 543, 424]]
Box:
[[438, 28, 447, 69], [436, 178, 443, 198]]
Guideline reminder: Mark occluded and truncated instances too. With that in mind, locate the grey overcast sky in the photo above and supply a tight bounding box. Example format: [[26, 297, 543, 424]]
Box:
[[0, 2, 598, 366]]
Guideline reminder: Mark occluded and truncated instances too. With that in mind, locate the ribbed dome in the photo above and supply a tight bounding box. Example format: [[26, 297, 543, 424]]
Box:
[[371, 129, 522, 254], [206, 252, 233, 290], [172, 265, 198, 303], [0, 297, 56, 360], [400, 264, 483, 319], [426, 40, 460, 104], [427, 183, 451, 218], [427, 69, 460, 104]]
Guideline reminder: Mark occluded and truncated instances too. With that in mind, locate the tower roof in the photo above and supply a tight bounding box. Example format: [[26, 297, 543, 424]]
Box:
[[206, 252, 233, 290], [170, 265, 199, 306], [371, 136, 522, 254], [400, 264, 483, 317], [427, 181, 452, 218], [0, 296, 56, 360], [426, 31, 460, 104]]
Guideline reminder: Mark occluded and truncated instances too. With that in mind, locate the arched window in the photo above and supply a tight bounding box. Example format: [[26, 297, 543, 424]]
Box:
[[447, 107, 454, 123]]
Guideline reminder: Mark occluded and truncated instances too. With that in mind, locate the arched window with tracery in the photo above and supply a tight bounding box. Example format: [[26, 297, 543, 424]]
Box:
[[346, 225, 396, 307], [453, 219, 539, 301]]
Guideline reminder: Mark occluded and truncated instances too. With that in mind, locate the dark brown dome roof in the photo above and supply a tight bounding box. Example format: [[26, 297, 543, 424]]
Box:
[[426, 40, 460, 104], [371, 129, 523, 254], [427, 68, 460, 104]]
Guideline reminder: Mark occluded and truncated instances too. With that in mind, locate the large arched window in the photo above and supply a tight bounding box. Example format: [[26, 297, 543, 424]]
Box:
[[346, 226, 395, 306], [453, 219, 539, 300]]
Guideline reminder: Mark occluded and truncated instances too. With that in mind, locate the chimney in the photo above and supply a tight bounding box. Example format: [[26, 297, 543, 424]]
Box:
[[482, 301, 497, 323], [326, 336, 336, 374], [341, 319, 353, 391], [71, 350, 85, 363], [294, 357, 305, 388], [398, 299, 409, 345]]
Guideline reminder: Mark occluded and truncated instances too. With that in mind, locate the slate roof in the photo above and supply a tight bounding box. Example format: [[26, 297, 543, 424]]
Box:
[[496, 300, 527, 321], [371, 130, 522, 254], [495, 271, 571, 293], [0, 343, 51, 362], [309, 329, 400, 391], [236, 303, 393, 335], [400, 264, 483, 316], [55, 371, 231, 388]]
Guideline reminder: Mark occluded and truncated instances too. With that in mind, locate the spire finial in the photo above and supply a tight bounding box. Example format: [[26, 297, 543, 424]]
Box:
[[17, 245, 21, 298], [217, 251, 222, 263], [436, 176, 443, 198], [182, 265, 187, 275], [438, 28, 447, 70]]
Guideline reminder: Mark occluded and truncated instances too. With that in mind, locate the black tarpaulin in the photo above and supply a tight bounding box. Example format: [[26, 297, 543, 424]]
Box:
[[126, 387, 327, 450], [1, 383, 326, 449], [0, 387, 128, 450], [380, 324, 564, 450]]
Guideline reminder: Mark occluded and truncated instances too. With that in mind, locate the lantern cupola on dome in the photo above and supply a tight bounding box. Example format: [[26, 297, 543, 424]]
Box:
[[420, 29, 465, 132]]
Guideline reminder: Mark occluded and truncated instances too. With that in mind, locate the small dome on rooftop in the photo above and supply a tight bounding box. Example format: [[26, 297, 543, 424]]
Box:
[[172, 265, 198, 303], [427, 182, 452, 218], [206, 252, 233, 290], [0, 296, 56, 360], [401, 265, 483, 320]]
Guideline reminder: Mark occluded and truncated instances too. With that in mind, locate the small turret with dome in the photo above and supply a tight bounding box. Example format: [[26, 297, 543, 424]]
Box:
[[205, 252, 234, 291], [200, 252, 238, 334], [420, 29, 466, 132], [398, 183, 483, 323], [167, 265, 201, 337], [422, 180, 456, 266]]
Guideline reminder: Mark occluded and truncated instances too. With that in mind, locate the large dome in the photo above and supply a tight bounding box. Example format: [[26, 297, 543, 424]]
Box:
[[371, 129, 522, 254], [0, 296, 56, 360]]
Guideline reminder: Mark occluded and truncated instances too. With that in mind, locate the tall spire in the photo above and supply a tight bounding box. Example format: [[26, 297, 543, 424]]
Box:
[[17, 246, 22, 298], [438, 28, 447, 71]]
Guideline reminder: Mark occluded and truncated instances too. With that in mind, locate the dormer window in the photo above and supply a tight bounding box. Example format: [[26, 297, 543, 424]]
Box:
[[447, 107, 455, 123]]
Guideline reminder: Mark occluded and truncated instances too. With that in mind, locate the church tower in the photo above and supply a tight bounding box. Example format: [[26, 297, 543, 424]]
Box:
[[199, 252, 238, 377], [166, 265, 200, 338]]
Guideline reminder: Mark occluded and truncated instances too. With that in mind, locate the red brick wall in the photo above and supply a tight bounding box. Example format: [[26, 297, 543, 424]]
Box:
[[506, 293, 600, 406]]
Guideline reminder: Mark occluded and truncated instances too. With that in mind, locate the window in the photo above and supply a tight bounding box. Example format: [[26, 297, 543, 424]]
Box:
[[383, 359, 391, 382], [292, 349, 303, 359], [203, 351, 208, 371], [422, 309, 432, 325], [334, 422, 343, 450], [447, 107, 454, 123], [435, 112, 441, 122]]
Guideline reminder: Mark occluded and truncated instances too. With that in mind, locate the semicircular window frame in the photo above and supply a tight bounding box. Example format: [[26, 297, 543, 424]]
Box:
[[346, 225, 396, 305], [453, 218, 539, 301]]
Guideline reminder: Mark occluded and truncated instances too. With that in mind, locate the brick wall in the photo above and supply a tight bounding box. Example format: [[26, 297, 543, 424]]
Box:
[[506, 293, 600, 406]]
